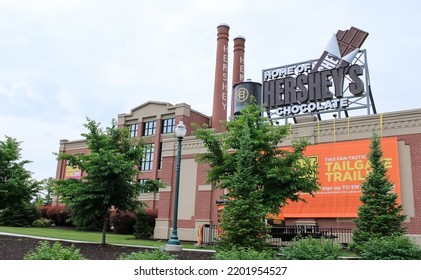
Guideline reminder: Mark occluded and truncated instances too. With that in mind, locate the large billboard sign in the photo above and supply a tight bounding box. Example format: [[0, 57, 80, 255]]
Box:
[[262, 27, 374, 122], [280, 137, 401, 218]]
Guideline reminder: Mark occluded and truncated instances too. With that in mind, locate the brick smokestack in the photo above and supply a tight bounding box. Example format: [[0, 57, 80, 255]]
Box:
[[211, 24, 230, 132], [230, 36, 245, 118]]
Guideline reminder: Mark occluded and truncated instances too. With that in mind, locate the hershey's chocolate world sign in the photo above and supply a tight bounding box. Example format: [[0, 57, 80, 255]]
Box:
[[262, 27, 370, 119]]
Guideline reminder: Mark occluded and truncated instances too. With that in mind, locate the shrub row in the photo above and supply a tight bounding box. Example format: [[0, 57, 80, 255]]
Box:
[[357, 235, 421, 260], [24, 241, 174, 260], [110, 209, 157, 239], [32, 218, 54, 227], [35, 205, 157, 239], [23, 236, 421, 260], [279, 235, 421, 260], [109, 210, 136, 234], [280, 237, 342, 260], [37, 205, 71, 226]]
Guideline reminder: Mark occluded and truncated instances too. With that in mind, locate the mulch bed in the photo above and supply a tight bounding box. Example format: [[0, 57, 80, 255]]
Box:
[[0, 234, 215, 260]]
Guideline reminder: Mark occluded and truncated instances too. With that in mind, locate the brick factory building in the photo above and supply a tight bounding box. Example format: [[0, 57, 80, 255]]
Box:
[[55, 25, 421, 245]]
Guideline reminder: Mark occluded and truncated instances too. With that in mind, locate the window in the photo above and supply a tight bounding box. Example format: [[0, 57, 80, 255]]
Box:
[[143, 120, 156, 136], [162, 118, 175, 134], [140, 144, 154, 171], [127, 123, 138, 138], [138, 179, 148, 186]]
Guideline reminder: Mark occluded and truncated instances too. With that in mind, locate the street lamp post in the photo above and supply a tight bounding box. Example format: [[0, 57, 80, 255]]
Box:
[[165, 120, 186, 252]]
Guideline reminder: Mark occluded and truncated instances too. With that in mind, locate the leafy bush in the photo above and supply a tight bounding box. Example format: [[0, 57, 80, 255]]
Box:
[[119, 249, 175, 260], [24, 241, 86, 260], [45, 205, 71, 226], [133, 208, 156, 239], [110, 210, 136, 234], [32, 218, 53, 227], [215, 246, 276, 260], [38, 205, 49, 218], [358, 235, 421, 260], [280, 237, 342, 260]]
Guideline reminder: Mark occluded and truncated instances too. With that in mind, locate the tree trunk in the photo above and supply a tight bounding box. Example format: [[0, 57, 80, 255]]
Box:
[[101, 211, 108, 245]]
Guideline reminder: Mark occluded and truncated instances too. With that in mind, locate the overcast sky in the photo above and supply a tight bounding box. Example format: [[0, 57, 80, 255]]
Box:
[[1, 0, 420, 180]]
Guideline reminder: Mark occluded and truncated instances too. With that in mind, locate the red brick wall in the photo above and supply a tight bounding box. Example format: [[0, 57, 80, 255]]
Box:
[[193, 162, 212, 221], [191, 162, 224, 225], [155, 155, 174, 221], [192, 111, 211, 126], [317, 219, 356, 229]]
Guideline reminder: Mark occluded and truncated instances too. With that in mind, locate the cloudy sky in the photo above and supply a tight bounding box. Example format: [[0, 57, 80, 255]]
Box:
[[1, 0, 420, 180]]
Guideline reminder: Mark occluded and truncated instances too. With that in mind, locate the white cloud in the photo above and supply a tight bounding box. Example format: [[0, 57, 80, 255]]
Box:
[[101, 63, 138, 85], [0, 114, 83, 180]]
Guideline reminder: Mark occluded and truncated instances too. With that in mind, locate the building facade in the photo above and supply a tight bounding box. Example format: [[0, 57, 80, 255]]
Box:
[[55, 25, 421, 245], [56, 105, 421, 244]]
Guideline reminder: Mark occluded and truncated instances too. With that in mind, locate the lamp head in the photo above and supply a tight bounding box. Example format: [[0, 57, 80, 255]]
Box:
[[175, 120, 187, 138]]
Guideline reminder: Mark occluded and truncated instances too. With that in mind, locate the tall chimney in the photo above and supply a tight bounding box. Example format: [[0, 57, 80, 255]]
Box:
[[231, 36, 245, 118], [211, 24, 230, 132]]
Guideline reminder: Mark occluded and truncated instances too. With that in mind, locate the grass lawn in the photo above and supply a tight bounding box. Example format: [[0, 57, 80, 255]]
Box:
[[0, 226, 197, 249]]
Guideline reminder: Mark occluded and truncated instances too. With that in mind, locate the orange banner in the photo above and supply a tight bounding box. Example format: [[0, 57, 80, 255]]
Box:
[[281, 137, 401, 218]]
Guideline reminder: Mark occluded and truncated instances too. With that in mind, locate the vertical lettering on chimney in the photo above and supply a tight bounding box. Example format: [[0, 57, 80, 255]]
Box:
[[212, 24, 230, 132]]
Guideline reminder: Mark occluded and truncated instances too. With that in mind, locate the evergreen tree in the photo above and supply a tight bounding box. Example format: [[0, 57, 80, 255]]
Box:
[[353, 134, 406, 247], [195, 101, 319, 249], [55, 118, 146, 244], [0, 136, 39, 226]]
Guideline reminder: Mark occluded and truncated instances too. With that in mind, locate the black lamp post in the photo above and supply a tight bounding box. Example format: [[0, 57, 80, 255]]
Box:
[[165, 120, 186, 251]]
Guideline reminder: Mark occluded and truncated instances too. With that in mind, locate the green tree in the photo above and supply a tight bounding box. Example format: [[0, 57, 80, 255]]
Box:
[[141, 178, 165, 210], [195, 102, 319, 249], [141, 179, 165, 194], [352, 134, 406, 248], [0, 136, 39, 226], [55, 118, 145, 244], [35, 177, 55, 206], [133, 207, 156, 239]]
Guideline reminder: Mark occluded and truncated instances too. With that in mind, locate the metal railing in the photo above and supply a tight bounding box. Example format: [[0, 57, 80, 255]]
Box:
[[197, 224, 219, 246], [198, 224, 353, 247], [269, 225, 353, 246]]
